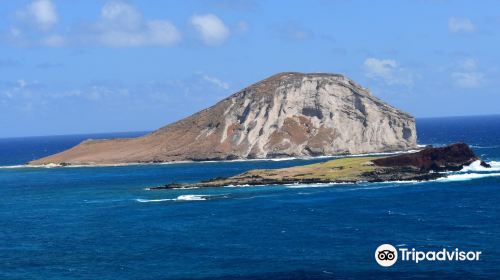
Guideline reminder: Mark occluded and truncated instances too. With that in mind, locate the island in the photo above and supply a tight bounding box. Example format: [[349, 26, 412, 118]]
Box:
[[29, 72, 416, 165], [151, 143, 490, 190]]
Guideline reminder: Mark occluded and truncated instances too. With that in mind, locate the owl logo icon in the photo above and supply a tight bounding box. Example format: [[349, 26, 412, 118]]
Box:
[[375, 244, 398, 267]]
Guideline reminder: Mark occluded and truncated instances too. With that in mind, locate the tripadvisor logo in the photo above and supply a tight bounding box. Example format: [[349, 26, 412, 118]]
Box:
[[375, 244, 482, 267], [375, 244, 398, 267]]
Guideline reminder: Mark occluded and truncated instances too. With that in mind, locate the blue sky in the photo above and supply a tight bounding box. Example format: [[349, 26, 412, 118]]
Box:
[[1, 0, 499, 137]]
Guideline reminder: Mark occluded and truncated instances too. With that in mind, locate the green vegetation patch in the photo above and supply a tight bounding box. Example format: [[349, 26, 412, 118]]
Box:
[[241, 156, 382, 182]]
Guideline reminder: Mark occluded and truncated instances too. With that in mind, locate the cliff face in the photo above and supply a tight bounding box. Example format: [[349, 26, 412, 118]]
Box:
[[30, 72, 417, 165]]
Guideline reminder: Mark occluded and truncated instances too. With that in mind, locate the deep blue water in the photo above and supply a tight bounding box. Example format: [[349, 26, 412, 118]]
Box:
[[1, 116, 500, 279]]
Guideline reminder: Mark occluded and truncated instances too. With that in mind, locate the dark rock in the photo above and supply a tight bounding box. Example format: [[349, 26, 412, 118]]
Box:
[[372, 143, 478, 172], [480, 161, 491, 168]]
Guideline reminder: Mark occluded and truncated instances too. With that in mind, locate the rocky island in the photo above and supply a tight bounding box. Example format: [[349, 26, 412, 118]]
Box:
[[29, 72, 416, 165], [152, 143, 490, 189]]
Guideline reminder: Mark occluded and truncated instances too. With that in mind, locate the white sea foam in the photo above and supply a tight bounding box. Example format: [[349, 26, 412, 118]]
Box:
[[470, 145, 500, 149], [136, 198, 175, 203], [377, 180, 421, 184], [460, 160, 500, 172], [136, 194, 211, 202], [437, 172, 500, 182], [176, 195, 209, 201], [223, 184, 254, 188], [0, 162, 139, 169], [0, 165, 26, 169], [343, 184, 402, 191], [284, 182, 355, 189]]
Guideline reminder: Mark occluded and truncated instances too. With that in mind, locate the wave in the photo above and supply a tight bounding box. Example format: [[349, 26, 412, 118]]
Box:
[[0, 162, 141, 169], [136, 194, 211, 203], [0, 163, 67, 169], [470, 145, 500, 149], [224, 184, 255, 188], [437, 172, 500, 182], [460, 160, 500, 172], [285, 182, 356, 189], [136, 198, 175, 203], [0, 165, 26, 169], [176, 195, 209, 201], [344, 185, 399, 191]]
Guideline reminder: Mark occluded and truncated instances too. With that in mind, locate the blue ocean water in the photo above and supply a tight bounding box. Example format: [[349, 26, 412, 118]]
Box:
[[1, 116, 499, 279]]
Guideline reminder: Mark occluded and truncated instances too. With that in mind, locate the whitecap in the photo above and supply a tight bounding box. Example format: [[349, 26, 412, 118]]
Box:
[[470, 145, 500, 149], [437, 172, 500, 182], [223, 184, 254, 188], [0, 165, 26, 169], [460, 160, 500, 172], [176, 194, 209, 201], [376, 180, 421, 184], [135, 198, 175, 203], [136, 194, 212, 202], [285, 182, 355, 189], [0, 163, 63, 169]]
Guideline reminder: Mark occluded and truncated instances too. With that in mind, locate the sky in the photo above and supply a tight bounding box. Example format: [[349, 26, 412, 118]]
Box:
[[1, 0, 499, 138]]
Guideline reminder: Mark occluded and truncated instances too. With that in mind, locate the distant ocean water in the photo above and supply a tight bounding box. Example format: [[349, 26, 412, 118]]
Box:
[[1, 115, 499, 279]]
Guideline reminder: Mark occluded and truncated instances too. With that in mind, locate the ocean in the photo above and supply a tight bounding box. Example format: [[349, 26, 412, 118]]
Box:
[[1, 115, 499, 279]]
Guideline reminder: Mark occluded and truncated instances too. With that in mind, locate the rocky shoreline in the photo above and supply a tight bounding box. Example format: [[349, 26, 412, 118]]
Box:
[[152, 143, 489, 190]]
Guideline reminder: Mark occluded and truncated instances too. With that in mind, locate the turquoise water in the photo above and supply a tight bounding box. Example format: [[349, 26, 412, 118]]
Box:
[[1, 116, 500, 279]]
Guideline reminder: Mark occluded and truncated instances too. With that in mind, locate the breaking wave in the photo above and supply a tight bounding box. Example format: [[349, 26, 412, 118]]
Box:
[[470, 145, 500, 149], [460, 160, 500, 172], [285, 182, 355, 189], [437, 172, 500, 182], [136, 194, 211, 203]]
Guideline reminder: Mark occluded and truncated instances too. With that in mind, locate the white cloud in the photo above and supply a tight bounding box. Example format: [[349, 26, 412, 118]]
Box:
[[17, 0, 58, 31], [101, 1, 142, 28], [8, 0, 181, 48], [90, 1, 181, 47], [451, 58, 484, 88], [448, 17, 475, 33], [190, 14, 230, 46], [91, 1, 181, 47], [363, 58, 414, 86], [202, 75, 230, 90]]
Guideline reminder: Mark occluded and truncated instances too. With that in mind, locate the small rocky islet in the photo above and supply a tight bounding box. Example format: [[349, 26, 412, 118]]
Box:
[[152, 143, 490, 190]]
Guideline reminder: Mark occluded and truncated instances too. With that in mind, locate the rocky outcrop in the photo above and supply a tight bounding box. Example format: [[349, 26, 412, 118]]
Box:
[[373, 143, 484, 172], [153, 143, 484, 189], [30, 72, 417, 165]]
